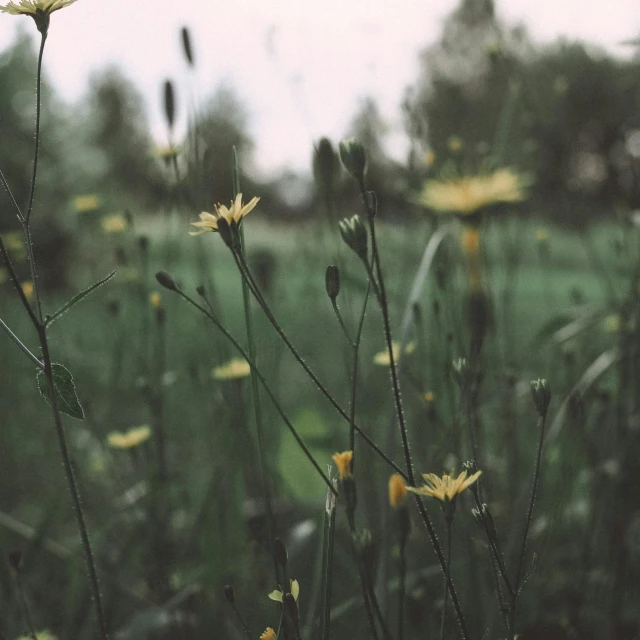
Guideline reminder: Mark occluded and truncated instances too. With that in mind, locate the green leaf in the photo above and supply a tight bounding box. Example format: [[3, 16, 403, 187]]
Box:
[[37, 363, 84, 420], [45, 270, 116, 327]]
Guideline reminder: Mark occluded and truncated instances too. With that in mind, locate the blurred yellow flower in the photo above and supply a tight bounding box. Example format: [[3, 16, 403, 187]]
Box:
[[388, 473, 407, 507], [461, 227, 480, 255], [16, 631, 57, 640], [603, 314, 620, 333], [107, 426, 151, 449], [423, 391, 435, 403], [149, 292, 162, 308], [73, 195, 99, 213], [2, 231, 23, 252], [212, 357, 251, 380], [260, 628, 277, 640], [101, 214, 128, 234], [190, 193, 260, 236], [154, 145, 179, 160], [535, 228, 549, 243], [421, 169, 528, 215], [268, 579, 300, 603], [332, 450, 353, 479], [0, 0, 77, 15], [425, 151, 436, 167], [447, 136, 463, 152], [373, 341, 415, 366], [21, 281, 34, 300], [408, 469, 482, 503]]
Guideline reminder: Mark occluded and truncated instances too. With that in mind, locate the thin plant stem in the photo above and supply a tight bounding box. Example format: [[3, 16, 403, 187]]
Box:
[[440, 520, 452, 640], [0, 238, 39, 328], [175, 288, 337, 495], [231, 248, 407, 478], [0, 317, 43, 369], [25, 32, 46, 225], [0, 167, 24, 221], [508, 410, 548, 639], [232, 148, 281, 586], [320, 492, 337, 640], [37, 326, 110, 640]]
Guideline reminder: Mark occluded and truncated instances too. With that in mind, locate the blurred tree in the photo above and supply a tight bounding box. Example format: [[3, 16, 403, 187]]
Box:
[[85, 67, 166, 208]]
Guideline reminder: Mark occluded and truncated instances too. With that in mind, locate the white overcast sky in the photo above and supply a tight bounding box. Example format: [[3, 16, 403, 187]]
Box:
[[0, 0, 638, 176]]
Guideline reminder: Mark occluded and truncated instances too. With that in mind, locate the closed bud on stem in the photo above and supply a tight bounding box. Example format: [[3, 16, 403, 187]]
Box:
[[163, 80, 176, 131], [313, 138, 339, 193], [284, 592, 299, 624], [530, 378, 551, 416], [223, 584, 235, 604], [339, 138, 367, 183], [181, 26, 195, 66], [325, 265, 340, 300], [338, 215, 368, 262], [155, 271, 176, 291]]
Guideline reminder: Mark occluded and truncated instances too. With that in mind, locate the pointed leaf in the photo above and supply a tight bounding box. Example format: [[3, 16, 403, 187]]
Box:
[[45, 271, 116, 327], [37, 363, 84, 420]]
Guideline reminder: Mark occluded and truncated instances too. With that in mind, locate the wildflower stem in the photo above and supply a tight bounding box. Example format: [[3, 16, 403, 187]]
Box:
[[233, 148, 281, 586], [0, 317, 44, 369], [25, 32, 46, 225], [320, 491, 337, 640], [174, 287, 337, 495], [0, 237, 39, 328], [439, 520, 452, 640], [231, 249, 407, 478], [508, 409, 548, 639], [0, 167, 24, 221], [37, 325, 110, 640]]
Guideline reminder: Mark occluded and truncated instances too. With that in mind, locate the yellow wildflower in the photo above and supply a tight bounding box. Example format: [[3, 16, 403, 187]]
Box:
[[423, 391, 435, 403], [16, 632, 57, 640], [2, 231, 23, 252], [425, 151, 436, 167], [388, 474, 407, 507], [154, 145, 179, 160], [101, 214, 128, 234], [107, 426, 151, 450], [603, 314, 620, 333], [447, 136, 463, 152], [21, 281, 34, 300], [535, 228, 549, 244], [190, 193, 260, 236], [149, 292, 162, 308], [421, 169, 528, 215], [332, 450, 353, 479], [268, 579, 300, 603], [212, 357, 251, 380], [0, 0, 77, 15], [260, 628, 277, 640], [73, 195, 99, 213], [373, 341, 415, 366], [408, 469, 482, 503]]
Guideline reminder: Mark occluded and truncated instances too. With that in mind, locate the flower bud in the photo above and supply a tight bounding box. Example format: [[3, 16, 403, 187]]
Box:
[[530, 378, 551, 416], [181, 26, 195, 67], [155, 271, 176, 291], [325, 265, 340, 300], [163, 79, 176, 131], [338, 215, 368, 262], [274, 538, 288, 567], [388, 474, 407, 508], [339, 138, 367, 183], [313, 138, 339, 192]]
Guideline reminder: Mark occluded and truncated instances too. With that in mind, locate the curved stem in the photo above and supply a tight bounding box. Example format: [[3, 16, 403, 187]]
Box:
[[176, 288, 337, 495], [231, 249, 407, 478]]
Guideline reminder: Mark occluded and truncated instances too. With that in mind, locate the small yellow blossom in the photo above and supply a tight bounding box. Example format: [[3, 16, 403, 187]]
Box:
[[101, 214, 128, 234], [16, 631, 57, 640], [73, 195, 99, 213], [447, 136, 463, 152], [389, 474, 407, 507], [332, 450, 353, 479], [421, 169, 528, 215], [107, 425, 152, 450], [21, 281, 34, 300], [425, 151, 436, 167], [260, 628, 277, 640], [212, 357, 251, 380], [373, 341, 415, 366], [1, 231, 23, 252], [423, 391, 435, 403], [190, 193, 260, 236], [535, 228, 549, 243], [268, 579, 300, 603], [149, 292, 162, 308], [0, 0, 77, 15], [408, 469, 482, 503]]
